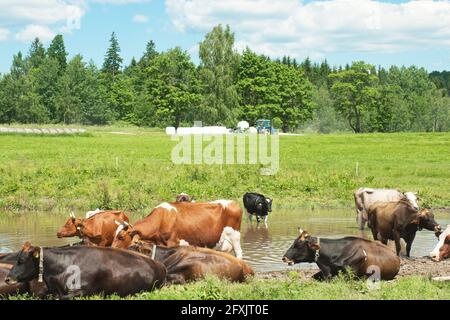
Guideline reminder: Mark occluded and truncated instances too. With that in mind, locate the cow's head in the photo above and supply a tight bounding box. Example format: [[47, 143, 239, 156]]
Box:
[[5, 242, 40, 285], [175, 193, 192, 202], [266, 198, 273, 212], [415, 209, 441, 235], [282, 228, 320, 265], [438, 235, 450, 261], [403, 192, 419, 211], [111, 220, 138, 249], [57, 212, 83, 238]]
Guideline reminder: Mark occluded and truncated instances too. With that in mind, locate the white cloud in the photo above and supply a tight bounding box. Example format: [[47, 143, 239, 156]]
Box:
[[0, 0, 85, 42], [165, 0, 450, 58], [15, 24, 56, 42], [133, 14, 149, 23], [0, 28, 10, 41]]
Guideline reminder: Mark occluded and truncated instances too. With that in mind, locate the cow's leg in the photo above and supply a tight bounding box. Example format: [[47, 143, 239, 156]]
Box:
[[404, 233, 416, 258], [357, 211, 366, 230], [264, 215, 268, 227], [230, 229, 243, 259], [247, 213, 253, 223], [393, 230, 402, 256]]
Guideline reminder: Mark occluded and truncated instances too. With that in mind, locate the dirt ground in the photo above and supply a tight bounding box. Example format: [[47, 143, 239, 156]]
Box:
[[256, 256, 450, 280]]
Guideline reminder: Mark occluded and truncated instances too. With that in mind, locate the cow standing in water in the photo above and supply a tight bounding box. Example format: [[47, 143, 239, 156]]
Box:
[[5, 242, 166, 299], [243, 192, 272, 224], [368, 202, 441, 257], [129, 241, 254, 284], [57, 210, 129, 247], [282, 229, 400, 281], [112, 200, 243, 259], [354, 188, 419, 230]]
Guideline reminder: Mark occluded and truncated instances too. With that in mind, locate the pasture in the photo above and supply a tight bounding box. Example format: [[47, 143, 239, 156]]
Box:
[[0, 128, 449, 213]]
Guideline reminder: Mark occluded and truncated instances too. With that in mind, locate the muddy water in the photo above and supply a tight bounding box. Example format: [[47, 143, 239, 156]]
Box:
[[0, 209, 448, 272]]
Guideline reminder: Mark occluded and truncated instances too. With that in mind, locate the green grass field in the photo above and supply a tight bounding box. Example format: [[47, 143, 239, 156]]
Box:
[[6, 274, 450, 300], [0, 128, 448, 213]]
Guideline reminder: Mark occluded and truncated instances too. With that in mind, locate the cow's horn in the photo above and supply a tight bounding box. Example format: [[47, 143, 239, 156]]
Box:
[[298, 228, 304, 234], [114, 219, 121, 226], [70, 212, 75, 218]]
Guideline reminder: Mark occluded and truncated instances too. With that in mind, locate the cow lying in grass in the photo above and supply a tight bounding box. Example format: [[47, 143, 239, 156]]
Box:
[[5, 242, 166, 299], [282, 229, 400, 281], [128, 240, 254, 285]]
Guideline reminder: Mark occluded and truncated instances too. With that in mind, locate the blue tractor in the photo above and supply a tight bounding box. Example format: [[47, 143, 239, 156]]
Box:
[[256, 119, 276, 134]]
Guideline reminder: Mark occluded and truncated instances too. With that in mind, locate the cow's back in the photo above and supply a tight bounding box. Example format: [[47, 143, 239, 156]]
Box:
[[356, 239, 400, 280], [138, 201, 242, 248], [361, 189, 403, 210], [82, 210, 129, 245]]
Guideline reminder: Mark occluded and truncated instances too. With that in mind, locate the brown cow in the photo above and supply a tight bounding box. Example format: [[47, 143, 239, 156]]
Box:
[[437, 234, 450, 261], [57, 210, 129, 247], [368, 201, 441, 256], [128, 240, 254, 284], [112, 200, 243, 258], [175, 193, 194, 202]]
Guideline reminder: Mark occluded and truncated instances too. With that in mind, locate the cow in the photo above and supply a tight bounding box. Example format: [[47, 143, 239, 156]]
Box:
[[0, 252, 47, 298], [56, 210, 129, 247], [430, 226, 450, 261], [437, 235, 450, 262], [354, 188, 419, 230], [175, 193, 194, 202], [367, 201, 441, 257], [111, 200, 244, 259], [243, 192, 273, 224], [4, 242, 167, 299], [128, 240, 254, 284], [282, 228, 400, 281]]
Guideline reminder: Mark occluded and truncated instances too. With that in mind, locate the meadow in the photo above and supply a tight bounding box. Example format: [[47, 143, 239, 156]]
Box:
[[0, 127, 449, 214]]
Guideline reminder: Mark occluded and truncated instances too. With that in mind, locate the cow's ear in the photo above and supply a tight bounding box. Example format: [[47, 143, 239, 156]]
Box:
[[33, 247, 41, 258]]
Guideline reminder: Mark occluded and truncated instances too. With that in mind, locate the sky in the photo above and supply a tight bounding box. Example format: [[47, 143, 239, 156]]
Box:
[[0, 0, 449, 74]]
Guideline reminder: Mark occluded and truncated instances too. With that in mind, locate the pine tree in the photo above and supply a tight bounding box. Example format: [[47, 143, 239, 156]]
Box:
[[47, 34, 68, 71], [102, 32, 123, 81], [28, 38, 46, 69], [140, 40, 158, 67]]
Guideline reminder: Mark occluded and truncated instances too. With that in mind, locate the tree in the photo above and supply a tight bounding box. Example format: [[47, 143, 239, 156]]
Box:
[[140, 40, 158, 67], [102, 32, 123, 81], [145, 47, 201, 128], [198, 24, 240, 126], [329, 61, 379, 133], [27, 38, 46, 69], [47, 34, 68, 71]]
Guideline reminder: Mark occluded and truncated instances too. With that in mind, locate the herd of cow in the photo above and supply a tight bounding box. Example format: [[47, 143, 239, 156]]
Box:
[[0, 189, 449, 299]]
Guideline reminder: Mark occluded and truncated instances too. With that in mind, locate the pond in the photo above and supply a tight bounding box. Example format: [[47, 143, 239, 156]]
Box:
[[0, 208, 448, 272]]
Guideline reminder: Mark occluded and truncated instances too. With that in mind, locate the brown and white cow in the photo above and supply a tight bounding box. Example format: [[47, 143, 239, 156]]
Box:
[[354, 188, 419, 230], [430, 226, 450, 261], [57, 210, 129, 247], [112, 200, 243, 258]]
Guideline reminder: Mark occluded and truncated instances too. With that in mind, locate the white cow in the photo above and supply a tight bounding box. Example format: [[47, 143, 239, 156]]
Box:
[[430, 225, 450, 261], [354, 188, 419, 230]]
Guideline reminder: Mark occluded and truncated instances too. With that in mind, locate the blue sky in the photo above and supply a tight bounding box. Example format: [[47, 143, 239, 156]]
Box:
[[0, 0, 449, 74]]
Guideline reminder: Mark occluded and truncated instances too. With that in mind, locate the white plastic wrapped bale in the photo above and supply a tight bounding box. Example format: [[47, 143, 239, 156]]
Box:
[[237, 121, 249, 130], [177, 127, 192, 135], [166, 127, 176, 135], [248, 127, 258, 134]]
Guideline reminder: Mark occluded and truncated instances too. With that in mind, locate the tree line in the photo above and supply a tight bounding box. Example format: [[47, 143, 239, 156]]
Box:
[[0, 25, 449, 133]]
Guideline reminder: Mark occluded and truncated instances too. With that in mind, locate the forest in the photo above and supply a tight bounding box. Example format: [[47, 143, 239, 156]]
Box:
[[0, 24, 449, 133]]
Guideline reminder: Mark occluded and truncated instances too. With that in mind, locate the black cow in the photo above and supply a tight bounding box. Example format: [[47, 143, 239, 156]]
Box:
[[282, 229, 400, 281], [243, 192, 272, 224], [5, 242, 167, 299]]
